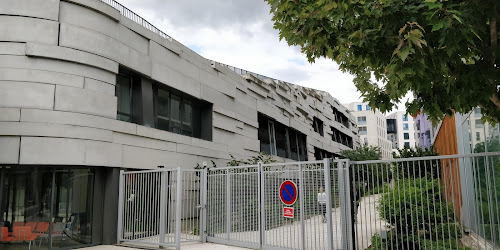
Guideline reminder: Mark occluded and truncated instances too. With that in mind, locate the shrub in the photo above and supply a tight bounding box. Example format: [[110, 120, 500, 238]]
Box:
[[393, 146, 441, 179], [378, 178, 455, 235]]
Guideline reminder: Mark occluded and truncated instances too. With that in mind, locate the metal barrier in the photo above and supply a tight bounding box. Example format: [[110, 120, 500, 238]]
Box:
[[205, 160, 354, 250], [351, 152, 500, 250], [117, 168, 204, 249], [117, 152, 500, 249]]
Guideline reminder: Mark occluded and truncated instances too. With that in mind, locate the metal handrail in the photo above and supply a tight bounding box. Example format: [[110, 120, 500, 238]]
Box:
[[98, 0, 173, 42]]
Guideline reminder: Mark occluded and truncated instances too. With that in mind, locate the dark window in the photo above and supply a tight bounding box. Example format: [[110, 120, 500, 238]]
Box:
[[476, 132, 481, 141], [416, 122, 420, 131], [314, 147, 340, 160], [116, 74, 133, 122], [404, 133, 409, 140], [154, 84, 211, 140], [386, 119, 396, 133], [331, 126, 353, 148], [332, 106, 350, 128], [258, 113, 307, 161], [313, 117, 324, 136], [404, 142, 410, 148]]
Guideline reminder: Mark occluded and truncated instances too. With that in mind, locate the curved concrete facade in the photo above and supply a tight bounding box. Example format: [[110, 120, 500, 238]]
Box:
[[0, 0, 359, 170]]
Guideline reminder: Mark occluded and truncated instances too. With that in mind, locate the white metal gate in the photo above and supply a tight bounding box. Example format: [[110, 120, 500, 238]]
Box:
[[117, 168, 204, 249], [205, 159, 354, 250]]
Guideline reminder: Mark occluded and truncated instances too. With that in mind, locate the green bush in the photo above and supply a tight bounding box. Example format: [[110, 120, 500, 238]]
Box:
[[378, 178, 455, 235], [434, 223, 463, 239], [393, 146, 441, 179], [370, 233, 472, 250]]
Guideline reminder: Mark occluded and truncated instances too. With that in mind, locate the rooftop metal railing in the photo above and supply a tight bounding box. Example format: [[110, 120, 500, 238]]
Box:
[[99, 0, 173, 41]]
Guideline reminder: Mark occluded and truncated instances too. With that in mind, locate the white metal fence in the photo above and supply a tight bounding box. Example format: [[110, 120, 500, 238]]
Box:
[[117, 152, 500, 249], [351, 152, 500, 250], [204, 160, 354, 250], [117, 168, 204, 249]]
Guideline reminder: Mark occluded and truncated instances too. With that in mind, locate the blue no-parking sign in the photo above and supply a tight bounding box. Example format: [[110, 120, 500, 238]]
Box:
[[279, 180, 297, 206]]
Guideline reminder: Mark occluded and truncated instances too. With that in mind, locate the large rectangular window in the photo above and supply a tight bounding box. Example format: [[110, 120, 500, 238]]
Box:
[[402, 114, 408, 121], [312, 117, 324, 136], [404, 133, 410, 140], [314, 147, 340, 160], [332, 106, 350, 128], [357, 105, 362, 111], [0, 166, 96, 250], [258, 113, 307, 161], [154, 84, 212, 140], [331, 126, 353, 148], [403, 123, 409, 130]]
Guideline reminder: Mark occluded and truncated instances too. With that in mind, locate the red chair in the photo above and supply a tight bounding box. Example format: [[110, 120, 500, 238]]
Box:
[[25, 222, 38, 232], [0, 227, 14, 242], [34, 222, 49, 234], [12, 221, 24, 228], [12, 226, 37, 250]]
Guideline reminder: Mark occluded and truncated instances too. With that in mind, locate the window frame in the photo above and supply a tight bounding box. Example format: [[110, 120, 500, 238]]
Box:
[[116, 73, 134, 122]]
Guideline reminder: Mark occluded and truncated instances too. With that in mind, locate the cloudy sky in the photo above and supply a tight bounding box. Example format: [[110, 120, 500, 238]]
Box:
[[117, 0, 409, 111]]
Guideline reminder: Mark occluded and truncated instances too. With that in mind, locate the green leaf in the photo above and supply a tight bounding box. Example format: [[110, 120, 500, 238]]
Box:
[[400, 47, 410, 62], [431, 22, 444, 31], [324, 1, 337, 11]]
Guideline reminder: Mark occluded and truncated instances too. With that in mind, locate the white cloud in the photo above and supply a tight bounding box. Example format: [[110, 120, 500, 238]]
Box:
[[116, 0, 407, 111]]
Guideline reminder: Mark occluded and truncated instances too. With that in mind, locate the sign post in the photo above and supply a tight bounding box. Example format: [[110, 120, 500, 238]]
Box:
[[279, 180, 297, 218]]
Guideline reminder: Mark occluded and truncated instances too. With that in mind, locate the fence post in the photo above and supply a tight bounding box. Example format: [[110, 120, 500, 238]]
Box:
[[226, 169, 231, 240], [299, 163, 306, 250], [159, 170, 167, 246], [323, 158, 333, 250], [117, 170, 125, 244], [339, 160, 354, 250], [201, 168, 208, 243], [258, 162, 265, 247], [175, 168, 183, 250]]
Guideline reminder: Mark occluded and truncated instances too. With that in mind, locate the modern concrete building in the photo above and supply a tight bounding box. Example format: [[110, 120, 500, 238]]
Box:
[[0, 0, 359, 248], [385, 111, 417, 152], [345, 102, 392, 159]]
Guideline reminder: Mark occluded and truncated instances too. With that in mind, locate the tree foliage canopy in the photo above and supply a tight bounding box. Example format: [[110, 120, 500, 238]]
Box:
[[340, 144, 382, 161], [267, 0, 499, 123]]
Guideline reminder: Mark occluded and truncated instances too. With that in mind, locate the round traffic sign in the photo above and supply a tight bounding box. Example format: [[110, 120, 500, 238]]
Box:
[[280, 180, 298, 206]]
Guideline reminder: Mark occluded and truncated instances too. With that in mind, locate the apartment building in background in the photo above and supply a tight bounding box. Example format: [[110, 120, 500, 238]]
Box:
[[386, 111, 417, 153], [345, 102, 392, 159]]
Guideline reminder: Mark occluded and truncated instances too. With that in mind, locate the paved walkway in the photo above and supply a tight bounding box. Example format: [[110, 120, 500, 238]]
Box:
[[81, 242, 250, 250]]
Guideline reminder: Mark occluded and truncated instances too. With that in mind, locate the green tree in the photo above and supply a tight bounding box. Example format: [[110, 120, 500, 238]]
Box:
[[340, 145, 382, 161], [267, 0, 499, 122]]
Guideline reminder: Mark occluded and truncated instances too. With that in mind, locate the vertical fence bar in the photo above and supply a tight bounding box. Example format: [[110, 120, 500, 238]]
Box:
[[226, 169, 231, 240], [117, 170, 125, 243], [324, 158, 333, 250], [175, 168, 182, 250], [298, 164, 305, 250], [258, 162, 265, 248], [201, 168, 208, 243], [159, 171, 167, 245]]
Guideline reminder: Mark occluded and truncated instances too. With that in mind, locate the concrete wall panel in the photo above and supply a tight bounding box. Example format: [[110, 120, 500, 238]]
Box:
[[112, 132, 176, 152], [0, 55, 115, 84], [0, 81, 54, 109], [0, 42, 26, 56], [20, 137, 85, 165], [0, 108, 20, 122], [60, 23, 120, 62], [85, 140, 122, 167], [0, 0, 59, 21], [0, 136, 20, 164], [0, 121, 113, 142], [122, 145, 199, 169], [136, 126, 192, 145], [55, 85, 117, 118], [20, 109, 136, 135], [0, 16, 58, 45], [60, 1, 118, 38], [64, 0, 120, 21], [118, 43, 152, 76], [152, 64, 200, 98], [26, 43, 119, 73], [0, 68, 84, 88], [84, 78, 115, 96], [118, 25, 149, 55]]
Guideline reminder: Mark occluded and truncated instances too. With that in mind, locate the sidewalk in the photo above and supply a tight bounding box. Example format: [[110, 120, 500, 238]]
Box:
[[80, 243, 251, 250]]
